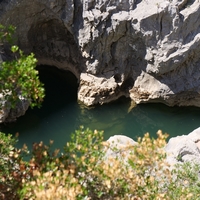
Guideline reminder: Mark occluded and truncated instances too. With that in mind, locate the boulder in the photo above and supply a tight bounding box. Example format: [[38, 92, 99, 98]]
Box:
[[0, 94, 29, 123], [104, 135, 137, 162], [165, 127, 200, 166], [78, 73, 123, 106], [1, 0, 200, 121]]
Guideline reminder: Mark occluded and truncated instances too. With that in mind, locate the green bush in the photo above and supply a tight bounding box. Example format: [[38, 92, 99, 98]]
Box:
[[0, 24, 45, 109]]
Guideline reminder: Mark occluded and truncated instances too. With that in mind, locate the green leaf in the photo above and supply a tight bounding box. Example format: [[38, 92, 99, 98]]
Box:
[[11, 45, 19, 53]]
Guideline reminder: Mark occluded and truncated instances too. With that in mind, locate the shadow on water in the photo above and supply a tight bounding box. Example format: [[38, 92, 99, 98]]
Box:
[[1, 65, 79, 149], [1, 65, 200, 150]]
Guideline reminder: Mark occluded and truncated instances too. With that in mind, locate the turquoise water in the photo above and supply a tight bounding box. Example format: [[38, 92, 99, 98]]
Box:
[[1, 66, 200, 150]]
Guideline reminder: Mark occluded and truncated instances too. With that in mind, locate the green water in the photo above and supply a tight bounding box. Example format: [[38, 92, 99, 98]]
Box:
[[1, 66, 200, 150]]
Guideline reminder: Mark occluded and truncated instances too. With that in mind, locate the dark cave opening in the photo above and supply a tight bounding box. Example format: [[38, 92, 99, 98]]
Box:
[[36, 65, 79, 112]]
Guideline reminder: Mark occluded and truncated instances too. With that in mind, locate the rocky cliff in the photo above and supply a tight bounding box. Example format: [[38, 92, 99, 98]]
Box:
[[1, 0, 200, 121]]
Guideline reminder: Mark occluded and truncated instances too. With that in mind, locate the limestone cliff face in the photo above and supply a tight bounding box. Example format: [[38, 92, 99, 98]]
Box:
[[1, 0, 200, 121]]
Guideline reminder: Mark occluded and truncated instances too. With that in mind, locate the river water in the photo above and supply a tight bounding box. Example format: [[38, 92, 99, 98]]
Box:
[[1, 66, 200, 150]]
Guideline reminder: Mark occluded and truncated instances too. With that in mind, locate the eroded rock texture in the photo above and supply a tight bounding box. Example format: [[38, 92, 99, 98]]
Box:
[[0, 0, 200, 121], [165, 127, 200, 166]]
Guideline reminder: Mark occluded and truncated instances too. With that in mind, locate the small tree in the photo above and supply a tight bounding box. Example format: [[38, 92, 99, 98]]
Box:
[[0, 24, 45, 109]]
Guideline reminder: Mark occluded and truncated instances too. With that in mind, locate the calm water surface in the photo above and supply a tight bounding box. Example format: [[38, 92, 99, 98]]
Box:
[[1, 66, 200, 150]]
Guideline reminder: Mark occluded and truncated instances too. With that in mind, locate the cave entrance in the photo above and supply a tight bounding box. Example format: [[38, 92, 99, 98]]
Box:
[[36, 65, 78, 113]]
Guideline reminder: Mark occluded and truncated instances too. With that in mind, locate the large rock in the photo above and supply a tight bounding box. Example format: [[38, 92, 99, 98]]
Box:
[[1, 0, 200, 120], [165, 127, 200, 166], [0, 94, 30, 123], [104, 135, 137, 162]]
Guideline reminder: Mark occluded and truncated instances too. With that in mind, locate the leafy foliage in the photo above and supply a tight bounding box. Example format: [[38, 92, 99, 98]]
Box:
[[0, 24, 45, 109], [0, 128, 199, 200], [0, 132, 27, 200], [0, 25, 16, 44]]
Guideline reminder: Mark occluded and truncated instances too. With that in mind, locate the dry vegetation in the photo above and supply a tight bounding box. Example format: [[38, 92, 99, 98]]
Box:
[[0, 127, 200, 200]]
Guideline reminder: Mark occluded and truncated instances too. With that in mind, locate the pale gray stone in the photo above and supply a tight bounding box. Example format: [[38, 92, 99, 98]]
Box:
[[165, 127, 200, 165], [1, 0, 200, 121], [104, 135, 137, 162]]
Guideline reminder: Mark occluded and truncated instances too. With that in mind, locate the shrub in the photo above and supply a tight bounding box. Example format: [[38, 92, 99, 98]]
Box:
[[0, 132, 28, 200], [166, 162, 200, 199], [1, 128, 200, 199], [0, 24, 45, 109]]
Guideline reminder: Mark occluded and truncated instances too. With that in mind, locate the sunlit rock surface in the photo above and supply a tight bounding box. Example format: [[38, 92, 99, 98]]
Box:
[[165, 127, 200, 166], [1, 0, 200, 120], [105, 135, 137, 162]]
